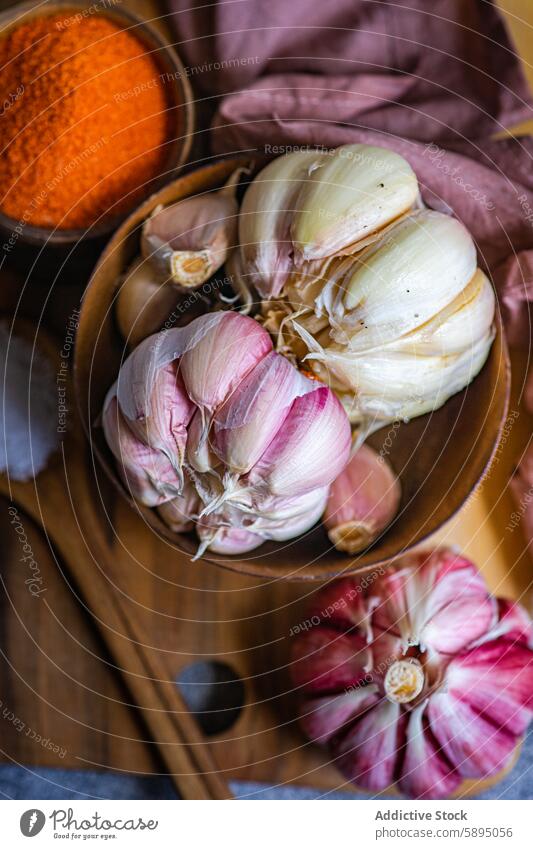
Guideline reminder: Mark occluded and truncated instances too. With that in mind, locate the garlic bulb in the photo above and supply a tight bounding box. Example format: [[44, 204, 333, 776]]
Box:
[[234, 145, 497, 430], [324, 443, 401, 553], [291, 144, 419, 262], [102, 312, 351, 557], [116, 257, 180, 348], [239, 150, 326, 298], [291, 548, 533, 799], [141, 171, 241, 289]]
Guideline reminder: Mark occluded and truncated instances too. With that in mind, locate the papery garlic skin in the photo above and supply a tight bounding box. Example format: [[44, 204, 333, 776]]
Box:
[[291, 144, 419, 262], [291, 548, 533, 799], [157, 477, 200, 532], [239, 150, 326, 299], [324, 443, 400, 553], [102, 397, 182, 505], [116, 257, 179, 348]]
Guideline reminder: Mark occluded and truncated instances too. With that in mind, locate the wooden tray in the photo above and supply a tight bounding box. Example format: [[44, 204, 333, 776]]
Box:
[[0, 0, 531, 802], [0, 342, 530, 798]]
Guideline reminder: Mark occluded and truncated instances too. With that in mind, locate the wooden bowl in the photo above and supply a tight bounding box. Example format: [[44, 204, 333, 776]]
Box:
[[74, 158, 511, 581], [0, 0, 194, 246]]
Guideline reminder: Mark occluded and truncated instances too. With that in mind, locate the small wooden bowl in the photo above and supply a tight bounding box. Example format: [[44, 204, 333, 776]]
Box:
[[0, 0, 194, 246], [75, 158, 511, 581]]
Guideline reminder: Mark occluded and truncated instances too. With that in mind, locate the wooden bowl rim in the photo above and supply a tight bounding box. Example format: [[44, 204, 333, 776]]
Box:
[[74, 158, 512, 581]]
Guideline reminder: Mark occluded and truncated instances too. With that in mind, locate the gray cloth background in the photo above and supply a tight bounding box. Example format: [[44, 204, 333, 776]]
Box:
[[1, 732, 532, 800]]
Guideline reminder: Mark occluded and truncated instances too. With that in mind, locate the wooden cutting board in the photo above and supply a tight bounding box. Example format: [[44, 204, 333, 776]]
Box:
[[0, 0, 532, 800], [0, 335, 530, 797]]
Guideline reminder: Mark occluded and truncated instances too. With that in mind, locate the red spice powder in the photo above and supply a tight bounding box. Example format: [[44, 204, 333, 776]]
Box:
[[0, 11, 173, 229]]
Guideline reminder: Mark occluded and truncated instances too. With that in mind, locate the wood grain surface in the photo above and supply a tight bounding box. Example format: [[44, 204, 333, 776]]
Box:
[[0, 0, 531, 799]]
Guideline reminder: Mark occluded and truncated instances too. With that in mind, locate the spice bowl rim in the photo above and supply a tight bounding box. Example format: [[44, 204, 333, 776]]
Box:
[[0, 0, 195, 246]]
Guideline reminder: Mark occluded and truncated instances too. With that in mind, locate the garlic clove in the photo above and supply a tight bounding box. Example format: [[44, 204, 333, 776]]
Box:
[[157, 478, 200, 532], [179, 311, 273, 414], [212, 351, 315, 475], [300, 685, 380, 743], [428, 691, 520, 779], [307, 576, 375, 637], [335, 210, 477, 352], [444, 641, 533, 736], [196, 521, 263, 556], [398, 703, 460, 800], [142, 173, 241, 289], [388, 268, 495, 358], [102, 397, 182, 505], [334, 699, 404, 792], [291, 627, 370, 694], [185, 408, 221, 474], [373, 549, 495, 655], [324, 443, 401, 553], [307, 327, 494, 426], [239, 150, 327, 298], [126, 361, 195, 480], [252, 485, 329, 541], [248, 384, 352, 498], [291, 144, 419, 263], [479, 599, 533, 646], [116, 256, 180, 348]]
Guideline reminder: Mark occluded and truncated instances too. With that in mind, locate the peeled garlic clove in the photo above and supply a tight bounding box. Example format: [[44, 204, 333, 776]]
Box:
[[116, 257, 179, 348], [248, 385, 351, 498], [239, 150, 326, 298], [102, 397, 181, 505], [291, 144, 419, 262], [142, 174, 240, 288], [324, 443, 401, 553], [179, 311, 273, 414], [212, 351, 314, 475], [398, 704, 460, 800], [335, 210, 477, 352], [157, 478, 200, 532]]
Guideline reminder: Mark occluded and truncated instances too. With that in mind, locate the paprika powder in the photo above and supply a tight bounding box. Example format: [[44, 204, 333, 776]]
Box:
[[0, 10, 173, 230]]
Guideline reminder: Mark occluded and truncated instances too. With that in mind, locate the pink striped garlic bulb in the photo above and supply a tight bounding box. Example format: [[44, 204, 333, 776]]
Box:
[[290, 548, 533, 799], [102, 311, 352, 557]]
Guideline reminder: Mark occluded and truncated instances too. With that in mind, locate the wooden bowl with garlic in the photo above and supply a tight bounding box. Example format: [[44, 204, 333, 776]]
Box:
[[75, 148, 510, 581]]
